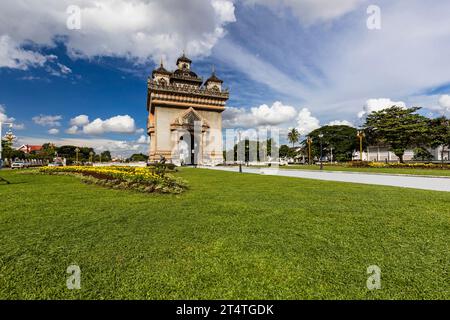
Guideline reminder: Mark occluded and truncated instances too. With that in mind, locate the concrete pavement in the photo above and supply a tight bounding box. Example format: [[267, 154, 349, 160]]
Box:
[[200, 166, 450, 192]]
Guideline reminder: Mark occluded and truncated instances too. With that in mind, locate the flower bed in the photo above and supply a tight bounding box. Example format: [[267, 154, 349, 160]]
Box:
[[346, 161, 450, 170], [39, 166, 187, 194]]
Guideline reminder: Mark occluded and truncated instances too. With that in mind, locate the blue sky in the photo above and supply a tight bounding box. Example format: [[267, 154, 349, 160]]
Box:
[[1, 0, 450, 156]]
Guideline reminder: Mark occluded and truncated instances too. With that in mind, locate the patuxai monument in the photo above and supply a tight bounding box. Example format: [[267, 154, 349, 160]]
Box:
[[146, 53, 229, 165]]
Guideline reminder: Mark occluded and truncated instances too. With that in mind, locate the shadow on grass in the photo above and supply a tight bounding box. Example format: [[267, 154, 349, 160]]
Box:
[[0, 178, 28, 185]]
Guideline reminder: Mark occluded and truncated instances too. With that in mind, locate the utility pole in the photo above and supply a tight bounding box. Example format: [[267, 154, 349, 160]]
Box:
[[0, 122, 14, 184], [318, 133, 324, 170], [238, 131, 242, 173], [75, 147, 80, 164], [357, 130, 365, 161], [306, 137, 312, 165], [0, 122, 14, 162]]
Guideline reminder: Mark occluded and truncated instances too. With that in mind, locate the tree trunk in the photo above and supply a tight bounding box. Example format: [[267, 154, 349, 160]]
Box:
[[397, 153, 404, 163]]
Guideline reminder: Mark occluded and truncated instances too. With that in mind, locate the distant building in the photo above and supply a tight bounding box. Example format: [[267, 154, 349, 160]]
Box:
[[354, 145, 450, 162], [17, 145, 43, 154], [147, 53, 229, 165]]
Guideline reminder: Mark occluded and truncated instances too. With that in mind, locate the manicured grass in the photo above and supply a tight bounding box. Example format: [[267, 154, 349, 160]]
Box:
[[0, 168, 449, 299], [279, 165, 450, 177]]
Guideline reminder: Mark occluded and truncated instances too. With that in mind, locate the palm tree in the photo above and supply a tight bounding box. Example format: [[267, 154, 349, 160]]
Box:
[[287, 128, 299, 147]]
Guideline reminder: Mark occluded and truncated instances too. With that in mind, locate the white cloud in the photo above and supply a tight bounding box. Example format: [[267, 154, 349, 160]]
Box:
[[223, 101, 297, 128], [437, 95, 450, 115], [0, 35, 49, 70], [16, 136, 146, 157], [70, 114, 90, 126], [0, 104, 14, 123], [57, 63, 72, 75], [65, 125, 79, 134], [327, 120, 354, 127], [243, 0, 362, 24], [0, 0, 236, 68], [296, 108, 320, 135], [252, 101, 297, 126], [136, 135, 150, 144], [32, 114, 63, 127], [12, 123, 25, 130], [212, 0, 237, 23], [83, 115, 137, 135], [48, 128, 59, 135], [215, 39, 310, 101], [0, 104, 24, 129], [358, 99, 406, 119]]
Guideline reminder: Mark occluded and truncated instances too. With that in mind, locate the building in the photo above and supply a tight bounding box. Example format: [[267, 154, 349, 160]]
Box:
[[354, 145, 450, 162], [146, 53, 229, 165], [17, 144, 43, 154]]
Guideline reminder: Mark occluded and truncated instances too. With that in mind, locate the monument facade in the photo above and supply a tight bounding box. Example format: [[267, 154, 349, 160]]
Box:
[[146, 54, 229, 165]]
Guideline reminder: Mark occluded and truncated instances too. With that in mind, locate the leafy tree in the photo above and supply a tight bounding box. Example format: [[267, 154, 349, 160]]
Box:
[[413, 147, 434, 161], [100, 151, 112, 162], [280, 145, 291, 158], [364, 106, 429, 163], [428, 116, 450, 164], [57, 145, 78, 159], [306, 125, 359, 162], [279, 145, 298, 160], [287, 128, 299, 147], [229, 138, 278, 163], [129, 153, 149, 162], [39, 143, 56, 160], [56, 145, 94, 163], [1, 139, 25, 160]]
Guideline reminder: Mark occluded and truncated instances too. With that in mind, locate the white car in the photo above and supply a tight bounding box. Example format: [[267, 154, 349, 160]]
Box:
[[48, 162, 63, 167], [11, 161, 28, 169]]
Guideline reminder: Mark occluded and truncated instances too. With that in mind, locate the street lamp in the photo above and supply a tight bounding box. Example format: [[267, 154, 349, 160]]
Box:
[[306, 137, 313, 165], [0, 122, 13, 184], [75, 147, 80, 164], [238, 130, 242, 173], [0, 122, 14, 162], [330, 146, 334, 163], [318, 133, 324, 170], [357, 130, 365, 161]]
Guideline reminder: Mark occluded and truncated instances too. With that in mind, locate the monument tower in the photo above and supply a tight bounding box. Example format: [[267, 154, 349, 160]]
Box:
[[146, 53, 229, 165]]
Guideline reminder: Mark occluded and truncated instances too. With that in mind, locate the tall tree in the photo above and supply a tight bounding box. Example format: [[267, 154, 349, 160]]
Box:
[[100, 151, 112, 161], [287, 128, 299, 147], [306, 125, 359, 162], [428, 116, 450, 164], [128, 153, 149, 162], [1, 139, 25, 160], [364, 106, 429, 163]]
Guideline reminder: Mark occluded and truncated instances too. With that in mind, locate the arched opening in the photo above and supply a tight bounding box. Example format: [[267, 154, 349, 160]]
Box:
[[178, 111, 201, 165]]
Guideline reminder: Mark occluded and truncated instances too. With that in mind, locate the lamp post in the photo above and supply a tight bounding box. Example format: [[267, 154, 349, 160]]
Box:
[[75, 147, 80, 164], [0, 122, 14, 162], [306, 137, 312, 165], [0, 122, 13, 184], [330, 146, 334, 163], [238, 131, 242, 173], [357, 130, 365, 161], [318, 133, 324, 170]]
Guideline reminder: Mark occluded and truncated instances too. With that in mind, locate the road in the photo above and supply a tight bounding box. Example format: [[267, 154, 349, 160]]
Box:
[[200, 166, 450, 192]]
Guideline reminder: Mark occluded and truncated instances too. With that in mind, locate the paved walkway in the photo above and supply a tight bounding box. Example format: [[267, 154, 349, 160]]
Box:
[[200, 166, 450, 192]]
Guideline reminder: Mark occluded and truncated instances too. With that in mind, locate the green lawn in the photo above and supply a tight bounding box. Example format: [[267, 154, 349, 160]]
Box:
[[279, 165, 450, 177], [0, 168, 449, 299]]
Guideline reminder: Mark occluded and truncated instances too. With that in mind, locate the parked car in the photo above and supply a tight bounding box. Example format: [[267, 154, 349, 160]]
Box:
[[48, 162, 63, 167], [11, 161, 28, 169]]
